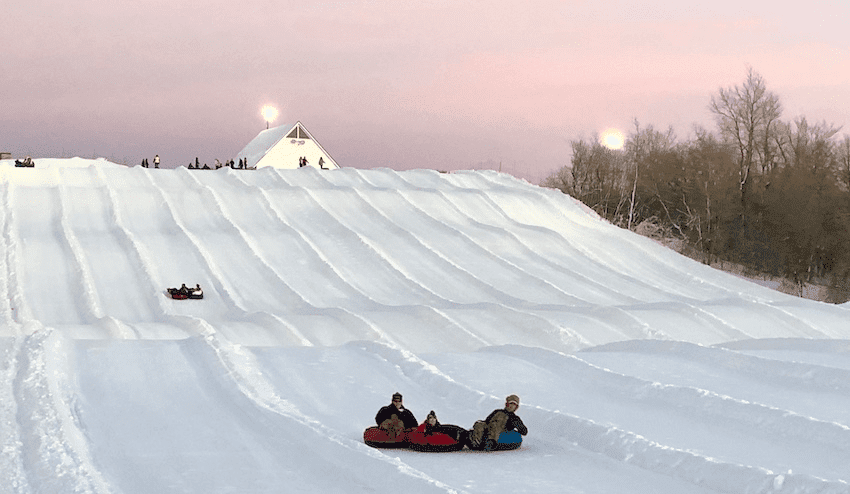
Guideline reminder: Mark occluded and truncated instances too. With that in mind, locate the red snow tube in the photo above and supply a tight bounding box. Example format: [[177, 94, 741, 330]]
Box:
[[363, 426, 411, 449], [407, 425, 467, 452], [167, 288, 188, 300]]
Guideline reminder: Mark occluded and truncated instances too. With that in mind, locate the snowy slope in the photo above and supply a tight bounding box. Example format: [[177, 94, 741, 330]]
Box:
[[1, 159, 849, 493]]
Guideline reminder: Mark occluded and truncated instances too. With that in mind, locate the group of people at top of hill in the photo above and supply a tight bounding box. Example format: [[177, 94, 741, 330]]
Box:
[[188, 157, 252, 170], [141, 155, 160, 168], [138, 155, 254, 170], [14, 156, 35, 167], [375, 392, 527, 451]]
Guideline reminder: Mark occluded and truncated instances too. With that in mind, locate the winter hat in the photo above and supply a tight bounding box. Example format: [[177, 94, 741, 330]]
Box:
[[506, 394, 520, 405], [427, 410, 437, 420], [392, 392, 403, 401]]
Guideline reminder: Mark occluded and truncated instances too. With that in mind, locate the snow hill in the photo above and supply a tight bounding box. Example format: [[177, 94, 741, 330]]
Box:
[[1, 158, 849, 493]]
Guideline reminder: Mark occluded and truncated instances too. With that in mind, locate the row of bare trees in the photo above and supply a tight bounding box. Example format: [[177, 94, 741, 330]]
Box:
[[544, 68, 850, 301]]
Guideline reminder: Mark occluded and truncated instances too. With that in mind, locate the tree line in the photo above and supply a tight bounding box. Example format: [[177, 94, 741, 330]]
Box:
[[543, 68, 850, 302]]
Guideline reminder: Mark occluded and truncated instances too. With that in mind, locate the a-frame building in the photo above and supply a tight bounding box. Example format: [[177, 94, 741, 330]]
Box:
[[235, 122, 340, 170]]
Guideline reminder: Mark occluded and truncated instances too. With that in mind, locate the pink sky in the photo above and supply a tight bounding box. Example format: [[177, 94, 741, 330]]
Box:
[[3, 0, 849, 183]]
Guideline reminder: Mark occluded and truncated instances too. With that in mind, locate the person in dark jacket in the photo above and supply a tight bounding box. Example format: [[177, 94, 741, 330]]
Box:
[[470, 394, 527, 450], [375, 392, 418, 438]]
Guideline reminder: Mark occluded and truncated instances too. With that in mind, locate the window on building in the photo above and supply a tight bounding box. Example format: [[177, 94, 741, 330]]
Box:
[[287, 125, 311, 139]]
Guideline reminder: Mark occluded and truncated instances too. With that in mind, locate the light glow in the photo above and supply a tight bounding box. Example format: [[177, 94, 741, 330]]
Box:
[[261, 105, 279, 125], [601, 128, 625, 150]]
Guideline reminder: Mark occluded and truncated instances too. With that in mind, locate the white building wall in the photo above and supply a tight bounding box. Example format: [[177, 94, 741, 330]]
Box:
[[255, 138, 338, 170]]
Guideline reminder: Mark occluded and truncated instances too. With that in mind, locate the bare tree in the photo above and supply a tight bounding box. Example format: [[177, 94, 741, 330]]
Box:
[[835, 135, 850, 192], [564, 138, 628, 220], [683, 127, 739, 263], [541, 164, 573, 193], [763, 117, 844, 283], [709, 67, 782, 213], [623, 120, 677, 231]]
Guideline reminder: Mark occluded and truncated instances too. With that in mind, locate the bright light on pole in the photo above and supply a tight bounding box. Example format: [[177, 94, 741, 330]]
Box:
[[261, 105, 279, 129], [600, 128, 625, 150]]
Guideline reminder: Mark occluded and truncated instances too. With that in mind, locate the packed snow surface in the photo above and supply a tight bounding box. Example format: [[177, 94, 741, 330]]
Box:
[[1, 158, 849, 493]]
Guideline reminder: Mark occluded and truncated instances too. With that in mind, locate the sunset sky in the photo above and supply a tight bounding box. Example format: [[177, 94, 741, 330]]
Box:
[[3, 0, 849, 182]]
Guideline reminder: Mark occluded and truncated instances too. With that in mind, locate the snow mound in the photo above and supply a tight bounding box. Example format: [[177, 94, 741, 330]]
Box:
[[1, 157, 125, 169], [1, 161, 849, 493]]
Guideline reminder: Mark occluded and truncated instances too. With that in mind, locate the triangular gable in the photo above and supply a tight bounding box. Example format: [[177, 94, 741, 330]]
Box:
[[286, 125, 311, 139], [287, 123, 339, 169]]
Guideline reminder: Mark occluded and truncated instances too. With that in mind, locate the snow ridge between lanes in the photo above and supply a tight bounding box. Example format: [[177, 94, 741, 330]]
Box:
[[56, 176, 107, 325], [14, 329, 113, 494], [592, 339, 850, 394], [284, 178, 447, 306], [359, 340, 850, 494], [314, 170, 593, 348], [533, 406, 848, 494], [0, 337, 29, 494], [351, 181, 590, 344], [147, 171, 248, 315], [174, 169, 323, 345], [398, 171, 637, 305], [486, 345, 850, 459], [185, 317, 466, 493], [0, 178, 30, 493], [251, 183, 379, 306], [96, 167, 172, 321]]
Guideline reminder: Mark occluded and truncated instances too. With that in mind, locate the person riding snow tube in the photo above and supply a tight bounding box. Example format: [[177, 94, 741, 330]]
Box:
[[14, 157, 34, 167], [468, 425, 523, 451], [468, 394, 527, 451], [167, 283, 203, 300], [187, 284, 203, 299], [167, 285, 189, 299], [365, 392, 418, 449], [407, 410, 468, 452]]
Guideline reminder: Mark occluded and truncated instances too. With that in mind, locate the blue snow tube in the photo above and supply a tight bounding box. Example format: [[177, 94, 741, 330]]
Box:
[[495, 431, 522, 450]]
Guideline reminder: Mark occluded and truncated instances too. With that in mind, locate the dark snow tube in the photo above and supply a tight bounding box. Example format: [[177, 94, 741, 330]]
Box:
[[167, 289, 188, 300], [363, 426, 410, 449], [407, 425, 468, 452], [187, 292, 203, 299]]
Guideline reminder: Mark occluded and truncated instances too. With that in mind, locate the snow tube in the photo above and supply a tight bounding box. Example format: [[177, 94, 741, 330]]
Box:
[[492, 431, 522, 451], [167, 288, 188, 300], [468, 430, 523, 451], [407, 425, 467, 452], [363, 426, 410, 449], [187, 291, 204, 299]]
